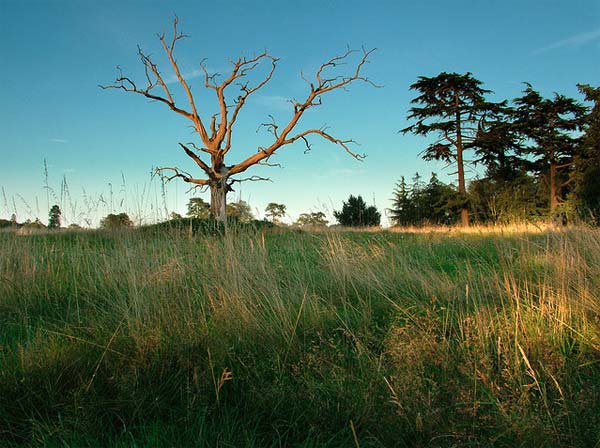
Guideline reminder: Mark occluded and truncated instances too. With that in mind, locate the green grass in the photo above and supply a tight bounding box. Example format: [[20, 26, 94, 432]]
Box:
[[1, 226, 599, 447]]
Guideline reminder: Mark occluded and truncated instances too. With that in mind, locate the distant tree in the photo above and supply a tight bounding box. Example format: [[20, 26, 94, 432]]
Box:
[[187, 198, 210, 219], [68, 223, 83, 230], [421, 173, 461, 225], [401, 72, 502, 226], [391, 173, 460, 226], [100, 213, 133, 229], [23, 218, 46, 230], [0, 219, 12, 229], [389, 176, 414, 226], [170, 212, 183, 220], [334, 195, 380, 227], [513, 84, 586, 214], [10, 214, 17, 225], [574, 84, 600, 221], [295, 211, 329, 227], [227, 200, 254, 223], [265, 203, 286, 223], [48, 205, 61, 229]]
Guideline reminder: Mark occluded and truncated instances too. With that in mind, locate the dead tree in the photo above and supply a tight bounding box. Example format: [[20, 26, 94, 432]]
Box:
[[101, 18, 376, 224]]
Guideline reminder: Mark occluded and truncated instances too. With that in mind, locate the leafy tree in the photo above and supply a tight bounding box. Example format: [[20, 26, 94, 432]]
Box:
[[227, 200, 254, 223], [265, 203, 286, 223], [468, 173, 545, 223], [401, 72, 502, 226], [513, 84, 586, 214], [102, 18, 375, 225], [334, 195, 380, 227], [574, 84, 600, 221], [170, 212, 183, 221], [100, 213, 133, 229], [187, 198, 210, 219], [389, 176, 413, 226], [421, 173, 461, 224], [390, 173, 460, 226], [474, 105, 526, 183], [48, 204, 61, 229], [295, 211, 328, 227]]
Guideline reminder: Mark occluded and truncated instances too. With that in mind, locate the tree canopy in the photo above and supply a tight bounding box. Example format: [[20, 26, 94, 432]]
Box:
[[401, 72, 503, 226], [334, 195, 380, 227], [100, 213, 133, 230], [48, 205, 61, 229]]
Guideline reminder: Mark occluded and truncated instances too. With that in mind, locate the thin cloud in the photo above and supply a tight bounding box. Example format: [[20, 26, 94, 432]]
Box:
[[534, 27, 600, 54], [253, 95, 291, 111], [50, 138, 68, 144], [164, 68, 204, 85]]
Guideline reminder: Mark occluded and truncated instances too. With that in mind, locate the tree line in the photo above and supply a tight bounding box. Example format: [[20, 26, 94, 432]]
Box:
[[396, 74, 599, 226]]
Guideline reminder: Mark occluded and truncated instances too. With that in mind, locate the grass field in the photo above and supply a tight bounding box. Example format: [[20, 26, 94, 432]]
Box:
[[1, 226, 599, 447]]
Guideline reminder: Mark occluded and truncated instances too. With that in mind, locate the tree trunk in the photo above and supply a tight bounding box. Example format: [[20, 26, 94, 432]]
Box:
[[210, 181, 228, 227], [455, 93, 469, 227], [549, 152, 559, 212]]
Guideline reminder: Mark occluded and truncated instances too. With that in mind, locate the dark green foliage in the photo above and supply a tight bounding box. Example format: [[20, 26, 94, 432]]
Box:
[[401, 72, 504, 225], [334, 195, 381, 226], [141, 217, 274, 236], [468, 173, 547, 223], [99, 212, 133, 229], [574, 84, 600, 222], [390, 173, 461, 226], [512, 83, 586, 213], [47, 205, 61, 229]]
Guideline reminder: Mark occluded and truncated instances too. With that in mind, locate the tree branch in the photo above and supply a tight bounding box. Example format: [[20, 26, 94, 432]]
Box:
[[229, 175, 273, 185], [156, 166, 209, 186], [158, 17, 210, 145], [99, 65, 195, 121], [227, 48, 376, 176], [178, 143, 212, 176]]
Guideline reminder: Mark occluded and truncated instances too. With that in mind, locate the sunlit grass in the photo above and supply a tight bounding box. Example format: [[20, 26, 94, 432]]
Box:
[[1, 226, 599, 446]]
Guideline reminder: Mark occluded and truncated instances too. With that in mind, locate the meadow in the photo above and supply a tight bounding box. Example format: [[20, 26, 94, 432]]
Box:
[[1, 225, 599, 447]]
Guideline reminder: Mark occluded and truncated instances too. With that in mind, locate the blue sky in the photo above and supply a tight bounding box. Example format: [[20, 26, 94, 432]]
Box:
[[1, 0, 598, 226]]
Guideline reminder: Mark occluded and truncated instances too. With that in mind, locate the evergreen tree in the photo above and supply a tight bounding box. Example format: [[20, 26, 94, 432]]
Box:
[[48, 205, 61, 229], [574, 84, 600, 221], [334, 195, 380, 226], [401, 72, 503, 226], [389, 176, 414, 226], [421, 173, 461, 225], [513, 84, 586, 215]]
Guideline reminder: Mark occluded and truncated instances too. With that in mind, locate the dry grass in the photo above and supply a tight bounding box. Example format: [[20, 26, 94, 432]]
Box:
[[0, 226, 599, 446]]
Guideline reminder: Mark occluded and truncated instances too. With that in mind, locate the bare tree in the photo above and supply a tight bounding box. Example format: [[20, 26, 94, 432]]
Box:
[[101, 17, 376, 225]]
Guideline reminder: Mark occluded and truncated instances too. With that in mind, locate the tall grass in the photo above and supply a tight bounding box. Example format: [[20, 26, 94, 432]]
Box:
[[1, 226, 599, 446]]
